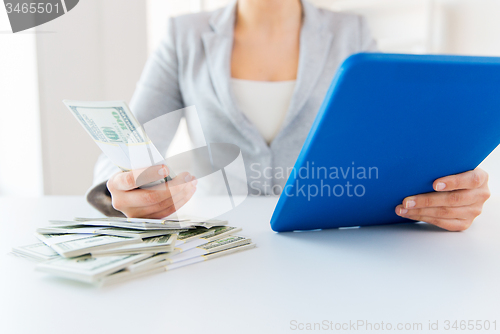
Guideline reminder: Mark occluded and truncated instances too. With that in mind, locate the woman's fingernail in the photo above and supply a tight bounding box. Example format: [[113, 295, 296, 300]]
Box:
[[185, 175, 192, 182], [436, 182, 446, 191], [399, 208, 408, 215], [405, 199, 416, 208], [190, 187, 196, 193], [192, 179, 198, 186], [158, 167, 167, 176]]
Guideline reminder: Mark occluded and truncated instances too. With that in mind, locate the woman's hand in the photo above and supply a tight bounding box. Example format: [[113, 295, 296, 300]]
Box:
[[107, 165, 197, 219], [395, 168, 490, 231]]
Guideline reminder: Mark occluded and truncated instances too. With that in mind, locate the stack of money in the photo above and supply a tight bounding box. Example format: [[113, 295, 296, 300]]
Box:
[[11, 217, 255, 286]]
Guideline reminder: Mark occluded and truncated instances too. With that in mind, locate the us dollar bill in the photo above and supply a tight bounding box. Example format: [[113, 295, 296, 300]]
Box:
[[90, 234, 177, 256], [175, 226, 241, 246], [174, 226, 242, 252], [175, 227, 216, 245], [170, 235, 251, 263], [62, 100, 176, 179], [101, 243, 256, 286], [126, 252, 179, 272], [35, 233, 96, 246], [72, 216, 229, 229], [50, 235, 141, 258], [111, 229, 245, 272], [164, 243, 256, 271], [37, 226, 186, 239], [11, 242, 61, 262], [36, 253, 150, 283], [49, 219, 191, 231], [198, 236, 251, 252], [201, 226, 242, 242]]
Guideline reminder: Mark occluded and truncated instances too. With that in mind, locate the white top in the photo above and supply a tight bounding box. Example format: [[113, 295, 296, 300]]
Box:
[[231, 78, 296, 144]]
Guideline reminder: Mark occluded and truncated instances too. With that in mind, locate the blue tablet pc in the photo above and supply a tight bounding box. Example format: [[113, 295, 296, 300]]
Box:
[[270, 53, 500, 232]]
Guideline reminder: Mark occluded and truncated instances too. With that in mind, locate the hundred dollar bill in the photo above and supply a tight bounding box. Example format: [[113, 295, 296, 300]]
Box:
[[50, 235, 141, 258], [35, 233, 96, 246], [11, 242, 60, 262], [74, 217, 188, 223], [36, 226, 186, 239], [174, 228, 216, 245], [170, 236, 251, 263], [62, 100, 176, 180], [127, 226, 242, 271], [165, 243, 256, 271], [72, 216, 229, 229], [126, 252, 180, 272], [90, 234, 177, 256], [100, 243, 256, 286], [49, 219, 192, 231], [148, 237, 249, 267], [36, 253, 150, 283], [201, 226, 242, 242], [127, 226, 241, 272], [113, 228, 241, 271], [174, 226, 242, 252]]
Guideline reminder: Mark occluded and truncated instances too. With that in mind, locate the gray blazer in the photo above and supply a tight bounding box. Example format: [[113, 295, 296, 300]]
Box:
[[87, 0, 377, 216]]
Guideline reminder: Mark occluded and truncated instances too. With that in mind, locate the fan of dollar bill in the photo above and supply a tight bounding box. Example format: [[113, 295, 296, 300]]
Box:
[[11, 216, 255, 286]]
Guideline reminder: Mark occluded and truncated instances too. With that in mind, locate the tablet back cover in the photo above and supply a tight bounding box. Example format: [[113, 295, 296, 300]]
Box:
[[271, 53, 500, 232]]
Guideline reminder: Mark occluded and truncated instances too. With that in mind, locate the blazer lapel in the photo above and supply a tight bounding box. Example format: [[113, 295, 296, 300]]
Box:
[[201, 0, 333, 146], [278, 0, 334, 132], [202, 0, 267, 146]]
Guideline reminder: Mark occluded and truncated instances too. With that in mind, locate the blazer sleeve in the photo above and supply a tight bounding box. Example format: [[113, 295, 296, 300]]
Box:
[[359, 16, 378, 52], [87, 18, 185, 216]]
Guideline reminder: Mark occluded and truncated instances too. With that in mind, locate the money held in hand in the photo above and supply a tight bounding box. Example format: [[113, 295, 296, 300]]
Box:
[[62, 100, 176, 178]]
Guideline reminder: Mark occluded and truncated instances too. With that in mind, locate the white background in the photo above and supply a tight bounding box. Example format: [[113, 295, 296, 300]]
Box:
[[0, 0, 499, 196]]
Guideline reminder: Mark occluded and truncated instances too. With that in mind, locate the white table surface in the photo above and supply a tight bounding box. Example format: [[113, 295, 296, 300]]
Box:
[[1, 196, 499, 334]]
